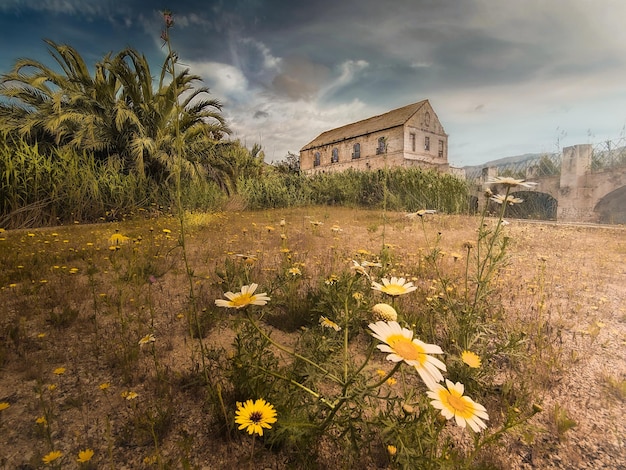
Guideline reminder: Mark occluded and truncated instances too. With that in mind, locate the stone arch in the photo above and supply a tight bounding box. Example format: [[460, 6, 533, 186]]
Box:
[[506, 191, 558, 220], [594, 185, 626, 224]]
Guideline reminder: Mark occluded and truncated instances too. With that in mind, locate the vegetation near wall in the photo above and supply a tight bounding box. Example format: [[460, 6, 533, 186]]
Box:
[[239, 167, 469, 213], [1, 132, 468, 228]]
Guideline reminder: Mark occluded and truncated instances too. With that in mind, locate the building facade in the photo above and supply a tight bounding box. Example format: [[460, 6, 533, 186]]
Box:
[[300, 100, 448, 174]]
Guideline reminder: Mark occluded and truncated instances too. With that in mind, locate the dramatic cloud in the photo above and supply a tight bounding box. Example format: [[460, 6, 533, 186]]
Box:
[[2, 0, 626, 165]]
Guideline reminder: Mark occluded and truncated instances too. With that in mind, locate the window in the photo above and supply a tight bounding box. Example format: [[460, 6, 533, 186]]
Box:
[[331, 148, 339, 163], [377, 137, 386, 155], [410, 133, 416, 152], [352, 143, 360, 159], [438, 140, 444, 158], [314, 152, 320, 167], [424, 136, 430, 151]]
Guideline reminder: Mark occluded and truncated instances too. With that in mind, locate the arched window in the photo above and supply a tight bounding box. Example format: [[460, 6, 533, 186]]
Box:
[[331, 148, 339, 163], [314, 152, 321, 167], [353, 143, 360, 159], [377, 137, 386, 155]]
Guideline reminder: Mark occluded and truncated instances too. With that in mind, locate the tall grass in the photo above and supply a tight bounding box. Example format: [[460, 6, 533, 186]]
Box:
[[0, 135, 225, 228], [239, 167, 469, 212]]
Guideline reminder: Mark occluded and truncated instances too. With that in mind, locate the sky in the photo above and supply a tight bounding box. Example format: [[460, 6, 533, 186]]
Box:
[[1, 0, 626, 167]]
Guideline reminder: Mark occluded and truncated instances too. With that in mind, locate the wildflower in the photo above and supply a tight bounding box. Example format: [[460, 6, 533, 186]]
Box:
[[486, 176, 537, 188], [215, 284, 270, 309], [235, 398, 277, 436], [36, 416, 47, 425], [371, 277, 417, 296], [37, 333, 46, 339], [162, 228, 171, 234], [351, 260, 370, 277], [427, 379, 489, 432], [331, 224, 343, 232], [53, 367, 66, 375], [77, 449, 94, 463], [362, 260, 382, 268], [320, 316, 341, 331], [47, 384, 57, 392], [372, 303, 398, 322], [99, 383, 110, 391], [288, 267, 302, 276], [42, 451, 62, 465], [387, 445, 397, 456], [280, 218, 286, 226], [490, 194, 524, 205], [310, 220, 323, 227], [325, 275, 339, 285], [376, 369, 397, 386], [139, 334, 156, 346], [265, 225, 275, 232], [368, 321, 446, 389], [0, 402, 9, 411], [121, 391, 138, 400], [109, 233, 128, 245], [352, 292, 364, 301], [69, 267, 79, 274], [461, 350, 482, 368]]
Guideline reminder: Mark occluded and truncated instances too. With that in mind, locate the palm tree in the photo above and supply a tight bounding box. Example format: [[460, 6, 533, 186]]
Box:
[[0, 40, 230, 183]]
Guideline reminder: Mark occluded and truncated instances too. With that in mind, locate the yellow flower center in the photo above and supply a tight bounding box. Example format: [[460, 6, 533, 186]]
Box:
[[387, 334, 425, 363], [383, 284, 406, 295], [232, 293, 253, 307], [445, 391, 474, 419]]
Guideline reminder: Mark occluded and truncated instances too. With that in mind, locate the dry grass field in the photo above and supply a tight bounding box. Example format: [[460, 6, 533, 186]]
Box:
[[0, 207, 624, 469]]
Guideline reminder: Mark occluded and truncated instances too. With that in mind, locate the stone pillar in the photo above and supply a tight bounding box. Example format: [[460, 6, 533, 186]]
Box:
[[557, 144, 598, 222]]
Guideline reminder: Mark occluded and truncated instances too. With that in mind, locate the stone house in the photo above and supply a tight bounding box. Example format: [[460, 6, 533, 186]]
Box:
[[300, 100, 448, 174]]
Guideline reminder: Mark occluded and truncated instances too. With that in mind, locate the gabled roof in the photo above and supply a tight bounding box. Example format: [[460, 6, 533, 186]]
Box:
[[301, 100, 428, 151]]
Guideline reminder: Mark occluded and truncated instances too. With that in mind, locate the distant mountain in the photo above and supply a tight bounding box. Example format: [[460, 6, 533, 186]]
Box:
[[460, 151, 560, 180], [461, 152, 547, 172]]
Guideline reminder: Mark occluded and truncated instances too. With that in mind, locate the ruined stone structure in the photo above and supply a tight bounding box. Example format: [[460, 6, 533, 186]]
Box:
[[300, 101, 449, 174], [476, 144, 626, 224]]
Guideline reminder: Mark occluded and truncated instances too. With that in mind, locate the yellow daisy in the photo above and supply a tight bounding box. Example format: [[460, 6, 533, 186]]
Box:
[[288, 267, 302, 276], [368, 321, 446, 389], [235, 398, 277, 436], [319, 316, 341, 331], [215, 283, 270, 309], [76, 448, 94, 463], [42, 450, 62, 465], [138, 333, 156, 346], [371, 277, 417, 296], [0, 402, 10, 411], [427, 379, 489, 432], [461, 350, 482, 368]]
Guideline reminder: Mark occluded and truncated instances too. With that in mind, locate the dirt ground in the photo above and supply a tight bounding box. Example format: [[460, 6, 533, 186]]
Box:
[[0, 210, 625, 469]]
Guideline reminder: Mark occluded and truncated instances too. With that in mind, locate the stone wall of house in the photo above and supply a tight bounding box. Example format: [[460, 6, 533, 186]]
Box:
[[300, 102, 449, 175]]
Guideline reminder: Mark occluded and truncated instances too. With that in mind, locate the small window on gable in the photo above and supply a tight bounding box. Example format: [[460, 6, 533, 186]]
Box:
[[438, 140, 444, 158], [314, 152, 321, 167], [331, 148, 339, 163], [424, 136, 430, 151], [377, 137, 386, 155], [410, 133, 416, 152], [353, 143, 360, 159]]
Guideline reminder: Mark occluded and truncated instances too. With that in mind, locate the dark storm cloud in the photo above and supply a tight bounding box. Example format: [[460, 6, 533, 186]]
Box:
[[2, 0, 626, 164]]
